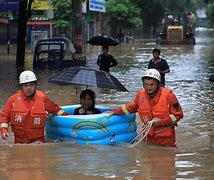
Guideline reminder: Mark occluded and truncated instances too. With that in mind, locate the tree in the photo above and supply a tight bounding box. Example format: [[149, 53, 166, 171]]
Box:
[[161, 0, 197, 13], [16, 0, 33, 68], [51, 0, 73, 33], [207, 2, 214, 25], [106, 0, 142, 36], [134, 0, 165, 38], [134, 0, 198, 38], [203, 0, 214, 26], [203, 0, 214, 3], [15, 0, 73, 68]]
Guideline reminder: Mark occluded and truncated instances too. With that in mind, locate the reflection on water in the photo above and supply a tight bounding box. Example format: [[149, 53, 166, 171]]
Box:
[[0, 28, 214, 179], [0, 143, 177, 179], [51, 144, 137, 178]]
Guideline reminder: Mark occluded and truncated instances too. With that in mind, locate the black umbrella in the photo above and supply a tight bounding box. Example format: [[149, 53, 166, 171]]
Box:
[[87, 34, 119, 46], [209, 75, 214, 82], [49, 66, 128, 92]]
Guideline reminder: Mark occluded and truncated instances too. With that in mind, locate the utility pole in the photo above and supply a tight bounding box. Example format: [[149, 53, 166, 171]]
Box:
[[48, 0, 54, 38], [72, 0, 83, 54]]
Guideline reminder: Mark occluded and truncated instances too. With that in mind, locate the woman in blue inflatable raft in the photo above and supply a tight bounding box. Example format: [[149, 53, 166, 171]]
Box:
[[45, 90, 137, 145]]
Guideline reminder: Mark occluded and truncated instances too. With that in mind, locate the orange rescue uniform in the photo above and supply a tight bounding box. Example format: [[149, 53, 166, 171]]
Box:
[[113, 87, 183, 147], [0, 90, 64, 143]]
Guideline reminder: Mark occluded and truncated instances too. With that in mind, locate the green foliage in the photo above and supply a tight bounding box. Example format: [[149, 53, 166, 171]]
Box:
[[134, 0, 199, 28], [106, 0, 142, 31], [203, 0, 214, 3], [195, 0, 206, 7], [203, 0, 214, 26], [51, 0, 73, 30], [161, 0, 197, 13], [207, 2, 214, 24], [133, 0, 165, 28]]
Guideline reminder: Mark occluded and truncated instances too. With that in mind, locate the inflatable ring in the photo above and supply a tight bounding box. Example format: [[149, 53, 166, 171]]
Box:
[[45, 105, 137, 145]]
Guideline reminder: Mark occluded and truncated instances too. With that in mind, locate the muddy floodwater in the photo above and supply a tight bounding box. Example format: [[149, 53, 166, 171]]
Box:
[[0, 27, 214, 179]]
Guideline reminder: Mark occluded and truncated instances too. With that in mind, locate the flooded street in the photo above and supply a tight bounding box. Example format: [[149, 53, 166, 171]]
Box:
[[0, 28, 214, 179]]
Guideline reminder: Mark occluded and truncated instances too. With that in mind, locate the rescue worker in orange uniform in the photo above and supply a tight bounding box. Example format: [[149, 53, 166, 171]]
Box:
[[0, 70, 68, 144], [110, 69, 183, 147]]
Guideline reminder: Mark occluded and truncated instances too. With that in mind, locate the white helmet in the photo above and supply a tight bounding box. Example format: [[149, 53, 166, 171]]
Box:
[[142, 69, 161, 82], [19, 70, 37, 84]]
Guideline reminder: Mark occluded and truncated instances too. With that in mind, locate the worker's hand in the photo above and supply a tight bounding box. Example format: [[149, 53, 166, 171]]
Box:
[[108, 111, 115, 117], [152, 118, 162, 126], [57, 109, 69, 116], [143, 116, 150, 124], [0, 127, 9, 139], [79, 108, 86, 115], [61, 112, 69, 116]]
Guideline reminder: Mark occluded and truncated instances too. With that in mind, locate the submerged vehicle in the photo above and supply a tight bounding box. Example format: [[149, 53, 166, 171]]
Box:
[[156, 12, 196, 45], [33, 37, 86, 69]]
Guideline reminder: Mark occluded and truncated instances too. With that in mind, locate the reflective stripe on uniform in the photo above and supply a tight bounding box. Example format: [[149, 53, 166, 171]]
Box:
[[169, 114, 177, 123], [57, 110, 65, 116], [0, 123, 9, 128], [122, 105, 129, 115]]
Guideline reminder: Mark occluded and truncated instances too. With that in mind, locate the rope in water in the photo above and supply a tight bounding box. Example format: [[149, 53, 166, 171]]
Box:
[[129, 121, 153, 148]]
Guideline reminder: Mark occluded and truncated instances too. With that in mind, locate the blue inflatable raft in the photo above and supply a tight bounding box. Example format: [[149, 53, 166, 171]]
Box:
[[45, 105, 137, 145]]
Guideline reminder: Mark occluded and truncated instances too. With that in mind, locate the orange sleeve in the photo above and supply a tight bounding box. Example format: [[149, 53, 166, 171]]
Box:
[[113, 107, 125, 114], [43, 95, 62, 115], [161, 91, 183, 126], [0, 95, 16, 123]]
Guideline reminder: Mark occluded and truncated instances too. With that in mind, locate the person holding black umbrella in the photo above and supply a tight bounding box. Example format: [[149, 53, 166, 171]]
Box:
[[97, 46, 118, 73]]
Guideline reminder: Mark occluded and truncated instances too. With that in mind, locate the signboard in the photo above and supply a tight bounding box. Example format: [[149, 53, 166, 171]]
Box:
[[89, 0, 106, 13], [32, 0, 50, 10], [0, 0, 50, 10], [82, 0, 87, 13], [27, 21, 51, 25], [0, 0, 20, 10]]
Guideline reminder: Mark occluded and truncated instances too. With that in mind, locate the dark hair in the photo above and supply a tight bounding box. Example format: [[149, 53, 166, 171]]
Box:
[[80, 89, 96, 107], [142, 76, 159, 82], [152, 48, 161, 54]]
